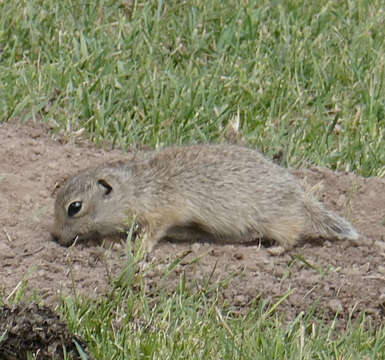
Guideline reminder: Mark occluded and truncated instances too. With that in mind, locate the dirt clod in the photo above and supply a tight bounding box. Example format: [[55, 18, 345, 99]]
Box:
[[0, 303, 89, 360]]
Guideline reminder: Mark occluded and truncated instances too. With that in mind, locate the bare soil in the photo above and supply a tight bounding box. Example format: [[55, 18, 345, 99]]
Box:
[[1, 122, 385, 327]]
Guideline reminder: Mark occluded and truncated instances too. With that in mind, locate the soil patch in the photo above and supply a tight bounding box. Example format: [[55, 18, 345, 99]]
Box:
[[1, 122, 384, 327]]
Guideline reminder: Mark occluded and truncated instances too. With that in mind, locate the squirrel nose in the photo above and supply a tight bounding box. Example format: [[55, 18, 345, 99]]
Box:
[[50, 232, 60, 244], [50, 233, 79, 247]]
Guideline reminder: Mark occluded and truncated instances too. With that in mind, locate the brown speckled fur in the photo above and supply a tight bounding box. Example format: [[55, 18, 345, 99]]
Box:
[[52, 144, 359, 251]]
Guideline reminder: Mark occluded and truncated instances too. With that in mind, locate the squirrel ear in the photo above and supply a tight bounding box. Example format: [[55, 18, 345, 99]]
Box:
[[97, 179, 113, 195]]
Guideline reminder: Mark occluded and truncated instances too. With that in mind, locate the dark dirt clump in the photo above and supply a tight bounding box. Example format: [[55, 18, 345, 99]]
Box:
[[0, 121, 385, 328], [0, 303, 89, 360]]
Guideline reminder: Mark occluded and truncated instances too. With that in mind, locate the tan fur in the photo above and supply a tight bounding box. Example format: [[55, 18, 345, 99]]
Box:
[[51, 144, 359, 251]]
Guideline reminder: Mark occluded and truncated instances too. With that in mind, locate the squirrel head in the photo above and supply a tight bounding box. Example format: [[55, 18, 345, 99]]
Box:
[[51, 166, 130, 246]]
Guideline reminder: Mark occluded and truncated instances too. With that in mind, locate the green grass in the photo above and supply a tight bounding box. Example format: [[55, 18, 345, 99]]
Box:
[[58, 269, 383, 360], [1, 0, 384, 175], [1, 0, 385, 358]]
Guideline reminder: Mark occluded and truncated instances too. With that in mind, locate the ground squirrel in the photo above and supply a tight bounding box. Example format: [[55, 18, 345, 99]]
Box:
[[51, 144, 359, 251]]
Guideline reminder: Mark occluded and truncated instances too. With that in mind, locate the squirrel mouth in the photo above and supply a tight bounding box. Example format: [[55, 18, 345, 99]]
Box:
[[51, 232, 103, 247], [50, 233, 79, 247]]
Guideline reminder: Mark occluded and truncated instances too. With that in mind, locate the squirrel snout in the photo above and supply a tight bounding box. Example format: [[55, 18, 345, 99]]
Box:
[[50, 232, 61, 244], [50, 232, 67, 245], [50, 232, 78, 247]]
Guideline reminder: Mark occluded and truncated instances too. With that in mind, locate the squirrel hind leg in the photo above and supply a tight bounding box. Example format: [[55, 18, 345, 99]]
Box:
[[263, 218, 304, 249]]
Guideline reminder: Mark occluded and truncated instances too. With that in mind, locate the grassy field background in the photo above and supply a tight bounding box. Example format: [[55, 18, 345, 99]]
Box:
[[1, 0, 385, 358], [1, 0, 384, 176]]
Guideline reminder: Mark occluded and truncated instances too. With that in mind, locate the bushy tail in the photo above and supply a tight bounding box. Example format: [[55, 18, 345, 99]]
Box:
[[303, 196, 359, 241]]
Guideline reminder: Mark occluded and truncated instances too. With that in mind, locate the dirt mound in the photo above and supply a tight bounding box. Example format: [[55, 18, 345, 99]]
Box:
[[0, 303, 88, 359], [1, 122, 384, 326]]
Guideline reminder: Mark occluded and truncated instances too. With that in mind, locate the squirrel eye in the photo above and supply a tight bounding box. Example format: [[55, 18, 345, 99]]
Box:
[[67, 201, 82, 217]]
